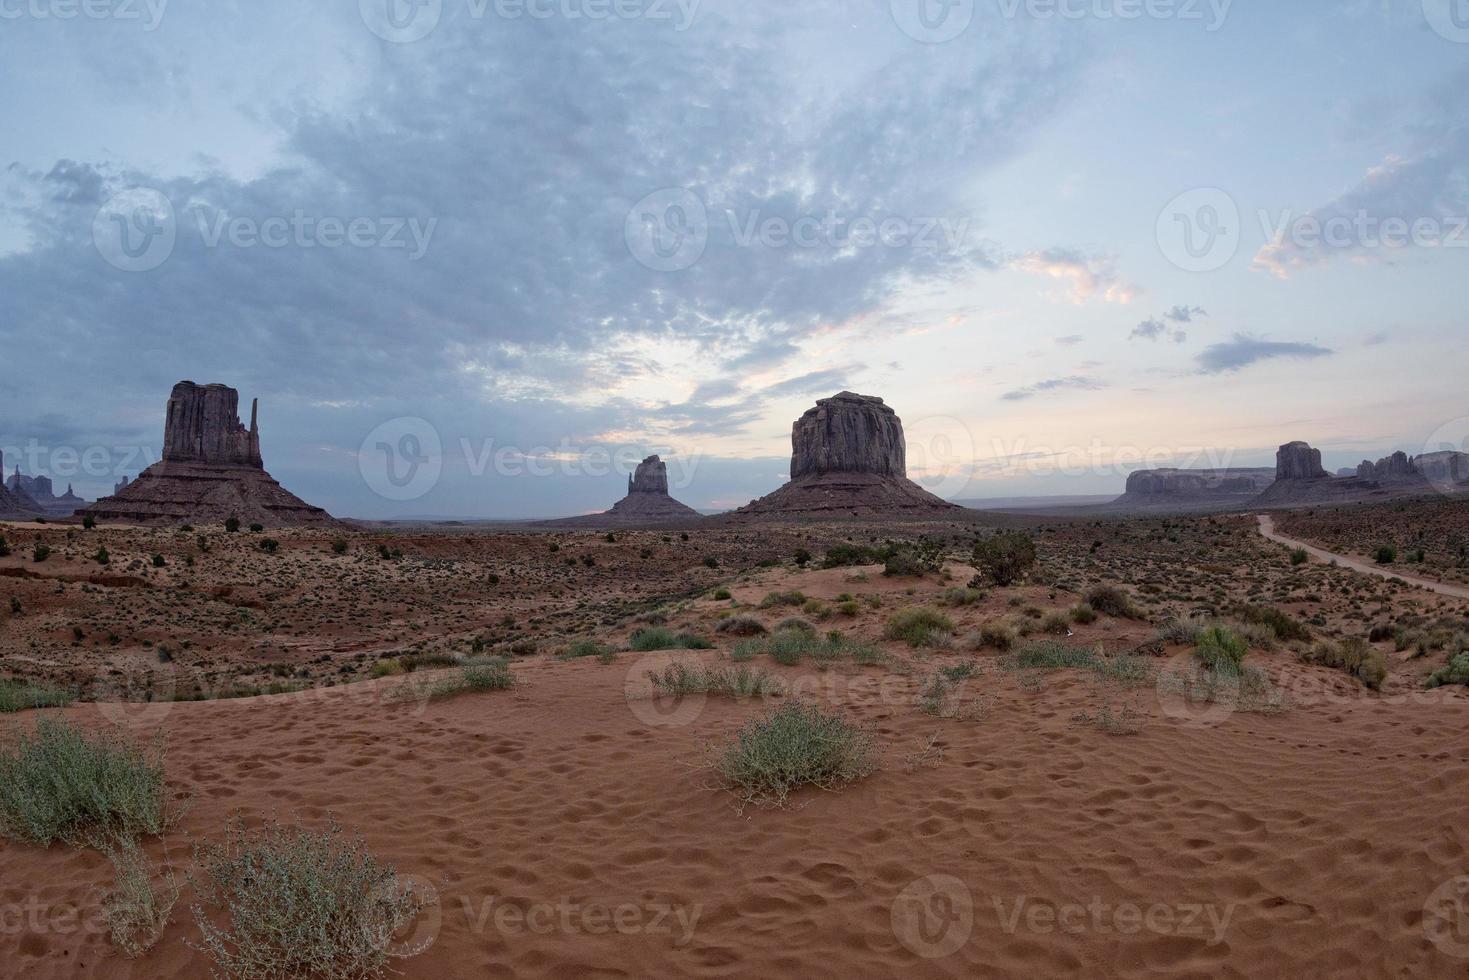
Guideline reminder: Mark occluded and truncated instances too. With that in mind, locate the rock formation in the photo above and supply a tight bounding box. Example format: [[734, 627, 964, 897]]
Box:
[[727, 392, 962, 520], [1275, 441, 1328, 481], [1356, 451, 1416, 482], [0, 452, 39, 518], [1112, 467, 1275, 512], [2, 455, 83, 517], [1414, 451, 1469, 491], [83, 381, 337, 528], [541, 455, 701, 526]]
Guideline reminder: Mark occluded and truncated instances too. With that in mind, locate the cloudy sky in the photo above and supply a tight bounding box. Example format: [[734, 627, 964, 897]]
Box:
[[1, 0, 1466, 518]]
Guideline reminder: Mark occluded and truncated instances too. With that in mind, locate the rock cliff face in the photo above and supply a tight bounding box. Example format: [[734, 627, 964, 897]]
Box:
[[5, 462, 88, 516], [0, 451, 38, 518], [1414, 451, 1469, 490], [163, 381, 263, 466], [1357, 451, 1416, 482], [790, 392, 906, 481], [626, 455, 671, 496], [83, 382, 336, 528], [728, 392, 961, 520], [1112, 467, 1275, 511], [1276, 442, 1328, 481]]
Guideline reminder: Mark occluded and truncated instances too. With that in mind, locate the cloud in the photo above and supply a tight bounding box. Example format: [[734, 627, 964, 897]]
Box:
[[1000, 376, 1106, 401], [1010, 248, 1141, 305], [1195, 335, 1334, 374], [1252, 66, 1469, 278], [1164, 305, 1206, 323], [1054, 335, 1084, 347], [0, 8, 1091, 510], [1131, 317, 1186, 344]]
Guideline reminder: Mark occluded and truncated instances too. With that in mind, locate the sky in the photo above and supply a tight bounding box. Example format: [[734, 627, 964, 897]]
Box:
[[1, 0, 1467, 518]]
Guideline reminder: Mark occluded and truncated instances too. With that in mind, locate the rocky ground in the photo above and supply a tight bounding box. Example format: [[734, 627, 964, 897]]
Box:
[[1275, 496, 1469, 588]]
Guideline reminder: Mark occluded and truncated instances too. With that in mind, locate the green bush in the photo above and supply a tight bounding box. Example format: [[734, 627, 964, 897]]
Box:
[[734, 630, 885, 668], [883, 606, 955, 647], [711, 588, 732, 601], [33, 544, 51, 563], [1303, 639, 1388, 690], [224, 517, 240, 533], [883, 538, 945, 578], [975, 621, 1017, 651], [821, 543, 889, 568], [1290, 547, 1309, 566], [0, 534, 9, 556], [1374, 545, 1397, 565], [461, 661, 515, 691], [939, 587, 984, 607], [629, 627, 710, 651], [710, 701, 877, 808], [190, 817, 430, 980], [1070, 603, 1098, 625], [1232, 605, 1311, 643], [972, 532, 1037, 586], [558, 639, 613, 661], [331, 538, 349, 555], [1194, 626, 1248, 672], [1426, 653, 1469, 689], [82, 515, 96, 530], [759, 590, 807, 609], [793, 548, 812, 567], [0, 718, 169, 846]]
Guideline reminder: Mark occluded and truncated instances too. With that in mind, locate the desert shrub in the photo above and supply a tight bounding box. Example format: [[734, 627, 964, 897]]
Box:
[[1084, 585, 1142, 619], [331, 537, 349, 555], [883, 607, 956, 647], [1159, 662, 1285, 714], [461, 661, 515, 691], [974, 621, 1018, 651], [370, 659, 404, 678], [151, 554, 166, 568], [558, 639, 613, 660], [0, 535, 9, 556], [1232, 605, 1311, 643], [1374, 545, 1397, 565], [1290, 547, 1309, 566], [1007, 641, 1097, 671], [1040, 611, 1072, 636], [630, 627, 708, 651], [1092, 654, 1155, 686], [776, 617, 816, 636], [821, 543, 889, 568], [224, 517, 240, 533], [397, 652, 457, 672], [759, 590, 806, 609], [1303, 639, 1388, 690], [190, 818, 431, 980], [972, 532, 1037, 586], [8, 597, 19, 614], [711, 588, 732, 601], [735, 630, 884, 668], [33, 544, 51, 562], [939, 587, 984, 607], [715, 615, 766, 636], [248, 523, 264, 533], [508, 639, 538, 656], [709, 701, 876, 809], [883, 538, 945, 578], [793, 548, 812, 567], [1368, 623, 1396, 643], [82, 515, 96, 530], [103, 838, 179, 957], [0, 679, 72, 713], [1194, 626, 1248, 672], [0, 718, 169, 846], [1070, 603, 1098, 625], [1426, 653, 1469, 689], [258, 538, 279, 554]]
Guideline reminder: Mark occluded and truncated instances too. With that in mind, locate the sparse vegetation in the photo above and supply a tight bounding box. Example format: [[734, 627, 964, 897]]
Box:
[[883, 606, 955, 647], [190, 817, 432, 980], [1194, 626, 1248, 672], [1426, 653, 1469, 689], [1083, 584, 1143, 619], [630, 627, 711, 651], [1301, 638, 1388, 690], [708, 701, 877, 809], [715, 615, 766, 636], [0, 718, 170, 847]]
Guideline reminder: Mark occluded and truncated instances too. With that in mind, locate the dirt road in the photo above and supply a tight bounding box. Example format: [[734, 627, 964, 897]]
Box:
[[1256, 513, 1469, 599]]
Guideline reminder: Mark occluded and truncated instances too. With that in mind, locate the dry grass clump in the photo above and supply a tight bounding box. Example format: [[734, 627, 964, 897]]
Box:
[[968, 621, 1017, 651], [650, 663, 782, 698], [0, 717, 171, 847], [103, 837, 180, 957], [1194, 626, 1248, 672], [630, 626, 711, 651], [1083, 584, 1144, 619], [557, 639, 615, 662], [390, 659, 515, 703], [1158, 663, 1287, 715], [734, 630, 886, 668], [190, 817, 432, 980], [1005, 641, 1098, 672], [759, 590, 807, 609], [708, 701, 877, 809], [1301, 638, 1388, 690], [883, 606, 955, 647]]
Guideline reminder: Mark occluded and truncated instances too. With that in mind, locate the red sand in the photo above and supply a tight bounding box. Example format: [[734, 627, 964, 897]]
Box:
[[4, 646, 1469, 978]]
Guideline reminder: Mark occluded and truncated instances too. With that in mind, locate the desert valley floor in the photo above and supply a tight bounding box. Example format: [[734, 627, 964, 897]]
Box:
[[3, 500, 1469, 978]]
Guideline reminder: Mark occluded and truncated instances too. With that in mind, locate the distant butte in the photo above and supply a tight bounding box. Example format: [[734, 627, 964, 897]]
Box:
[[726, 391, 963, 521], [83, 381, 338, 528], [540, 454, 700, 527]]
